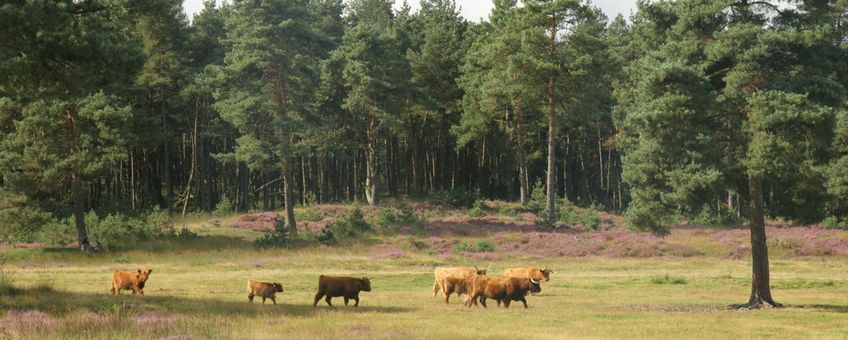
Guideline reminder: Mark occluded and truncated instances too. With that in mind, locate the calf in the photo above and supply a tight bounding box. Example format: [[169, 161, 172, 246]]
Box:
[[466, 275, 541, 309], [313, 275, 371, 307], [433, 266, 488, 304], [247, 280, 284, 305], [110, 269, 152, 295]]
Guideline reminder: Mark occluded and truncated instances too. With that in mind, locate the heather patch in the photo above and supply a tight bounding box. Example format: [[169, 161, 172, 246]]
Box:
[[131, 312, 179, 329], [368, 243, 406, 259], [229, 212, 280, 232], [0, 310, 58, 336]]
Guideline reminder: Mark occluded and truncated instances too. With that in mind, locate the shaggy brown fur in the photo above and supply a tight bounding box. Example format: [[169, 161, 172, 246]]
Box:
[[110, 269, 152, 295], [432, 267, 487, 304], [247, 280, 284, 305], [312, 275, 371, 307]]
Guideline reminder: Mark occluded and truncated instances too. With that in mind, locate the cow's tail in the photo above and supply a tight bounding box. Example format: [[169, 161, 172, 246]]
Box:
[[433, 280, 440, 297]]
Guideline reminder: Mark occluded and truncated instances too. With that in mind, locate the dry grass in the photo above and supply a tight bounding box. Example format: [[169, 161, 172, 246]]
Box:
[[2, 205, 848, 339]]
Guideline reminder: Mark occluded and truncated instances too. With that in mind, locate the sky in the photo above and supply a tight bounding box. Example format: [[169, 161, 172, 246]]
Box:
[[182, 0, 640, 23]]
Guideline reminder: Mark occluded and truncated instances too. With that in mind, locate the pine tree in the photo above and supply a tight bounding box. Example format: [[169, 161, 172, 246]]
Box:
[[0, 0, 141, 248], [216, 0, 323, 233]]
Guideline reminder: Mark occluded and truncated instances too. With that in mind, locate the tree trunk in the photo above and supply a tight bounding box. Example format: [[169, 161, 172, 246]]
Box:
[[72, 173, 90, 250], [365, 115, 379, 205], [545, 13, 558, 217], [736, 175, 781, 309], [282, 159, 297, 234], [162, 99, 173, 216], [515, 104, 529, 205]]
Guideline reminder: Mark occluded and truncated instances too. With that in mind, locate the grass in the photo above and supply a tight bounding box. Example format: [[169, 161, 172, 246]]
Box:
[[2, 207, 848, 339]]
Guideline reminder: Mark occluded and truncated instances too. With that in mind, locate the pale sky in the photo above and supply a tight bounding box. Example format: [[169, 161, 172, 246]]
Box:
[[182, 0, 639, 23]]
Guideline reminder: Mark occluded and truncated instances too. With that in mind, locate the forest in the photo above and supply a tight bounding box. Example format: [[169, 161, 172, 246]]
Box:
[[1, 0, 848, 290]]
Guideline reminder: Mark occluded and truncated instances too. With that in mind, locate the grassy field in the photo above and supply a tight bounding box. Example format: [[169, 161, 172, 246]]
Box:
[[2, 207, 848, 339]]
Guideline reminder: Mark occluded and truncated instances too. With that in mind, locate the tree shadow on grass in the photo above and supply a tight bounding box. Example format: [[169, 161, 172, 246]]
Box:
[[785, 304, 848, 313], [0, 287, 412, 318]]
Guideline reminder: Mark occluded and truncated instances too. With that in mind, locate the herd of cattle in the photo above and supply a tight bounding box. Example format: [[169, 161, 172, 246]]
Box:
[[109, 266, 553, 309]]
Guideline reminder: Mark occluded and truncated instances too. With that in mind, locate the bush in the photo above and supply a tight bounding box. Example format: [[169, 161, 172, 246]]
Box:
[[36, 218, 76, 246], [398, 207, 426, 229], [527, 180, 546, 213], [559, 204, 600, 231], [822, 216, 847, 230], [467, 200, 486, 218], [693, 205, 742, 227], [373, 208, 399, 228], [406, 237, 429, 250], [253, 231, 291, 248], [297, 206, 327, 222], [0, 191, 52, 242], [650, 274, 687, 285], [328, 208, 372, 239], [455, 239, 496, 253], [428, 189, 478, 208], [213, 196, 235, 216]]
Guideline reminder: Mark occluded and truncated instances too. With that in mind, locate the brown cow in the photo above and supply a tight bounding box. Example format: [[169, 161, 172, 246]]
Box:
[[466, 275, 541, 309], [247, 280, 284, 305], [502, 267, 553, 295], [110, 268, 152, 295], [313, 275, 371, 307], [432, 266, 488, 304]]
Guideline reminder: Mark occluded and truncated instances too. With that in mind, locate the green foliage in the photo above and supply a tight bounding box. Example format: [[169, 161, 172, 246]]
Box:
[[651, 274, 687, 285], [253, 231, 292, 248], [559, 203, 601, 231], [455, 239, 496, 253], [328, 208, 373, 239], [428, 189, 478, 208], [398, 207, 426, 229], [692, 206, 742, 227], [213, 197, 234, 216], [297, 206, 327, 222], [406, 236, 429, 250], [528, 180, 547, 213], [467, 199, 486, 218], [822, 216, 847, 230]]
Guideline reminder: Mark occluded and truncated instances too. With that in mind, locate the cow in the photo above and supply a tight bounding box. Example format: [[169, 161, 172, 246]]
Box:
[[432, 266, 488, 304], [110, 268, 152, 295], [247, 280, 284, 305], [502, 267, 553, 295], [313, 275, 371, 307], [466, 275, 541, 309]]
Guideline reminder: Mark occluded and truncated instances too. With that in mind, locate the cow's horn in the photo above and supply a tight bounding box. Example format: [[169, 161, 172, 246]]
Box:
[[530, 278, 540, 284]]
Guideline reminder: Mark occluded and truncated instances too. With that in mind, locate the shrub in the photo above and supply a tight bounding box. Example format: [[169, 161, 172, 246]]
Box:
[[693, 205, 742, 227], [406, 237, 429, 250], [36, 218, 76, 246], [428, 189, 478, 208], [650, 274, 687, 285], [373, 208, 399, 227], [213, 196, 234, 216], [527, 180, 546, 213], [329, 208, 372, 239], [0, 192, 52, 242], [297, 205, 326, 222], [253, 231, 291, 248], [822, 216, 846, 230], [398, 207, 426, 229], [559, 203, 600, 230], [467, 200, 486, 218], [455, 239, 496, 253]]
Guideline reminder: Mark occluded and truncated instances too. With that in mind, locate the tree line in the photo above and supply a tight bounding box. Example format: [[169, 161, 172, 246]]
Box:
[[1, 0, 847, 307]]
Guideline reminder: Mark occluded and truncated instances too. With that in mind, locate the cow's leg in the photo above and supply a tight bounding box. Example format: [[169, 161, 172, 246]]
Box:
[[313, 292, 325, 307], [139, 289, 144, 296], [262, 297, 267, 305], [503, 300, 511, 308], [520, 297, 528, 309], [271, 296, 276, 305], [444, 285, 454, 304], [353, 295, 360, 307], [248, 294, 255, 303], [325, 296, 333, 307], [480, 297, 488, 308], [433, 280, 440, 298], [344, 297, 350, 306]]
